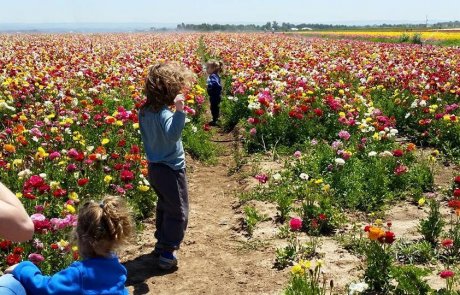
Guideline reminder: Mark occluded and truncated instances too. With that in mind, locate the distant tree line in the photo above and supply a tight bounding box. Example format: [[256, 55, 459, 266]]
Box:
[[174, 21, 460, 32]]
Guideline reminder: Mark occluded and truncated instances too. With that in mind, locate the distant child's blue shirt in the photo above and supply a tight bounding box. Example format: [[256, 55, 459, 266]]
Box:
[[12, 255, 128, 295], [207, 73, 222, 98], [139, 107, 186, 170]]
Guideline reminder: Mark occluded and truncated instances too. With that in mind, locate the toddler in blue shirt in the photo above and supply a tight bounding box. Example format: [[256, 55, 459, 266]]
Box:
[[139, 62, 193, 270], [0, 196, 133, 295]]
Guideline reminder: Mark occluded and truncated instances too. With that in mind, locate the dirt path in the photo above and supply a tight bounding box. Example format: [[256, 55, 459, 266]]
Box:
[[120, 131, 288, 295]]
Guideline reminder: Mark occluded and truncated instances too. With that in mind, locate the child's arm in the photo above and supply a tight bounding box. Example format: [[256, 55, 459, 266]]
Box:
[[0, 182, 34, 242], [162, 95, 186, 142], [12, 261, 82, 294]]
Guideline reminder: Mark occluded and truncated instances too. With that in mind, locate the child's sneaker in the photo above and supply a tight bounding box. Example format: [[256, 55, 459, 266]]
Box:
[[158, 251, 178, 270]]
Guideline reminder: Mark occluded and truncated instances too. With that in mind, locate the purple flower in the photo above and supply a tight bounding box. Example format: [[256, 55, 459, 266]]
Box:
[[28, 253, 45, 264], [338, 130, 351, 141], [332, 140, 343, 150]]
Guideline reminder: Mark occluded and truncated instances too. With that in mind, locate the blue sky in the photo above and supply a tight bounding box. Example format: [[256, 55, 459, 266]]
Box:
[[0, 0, 459, 24]]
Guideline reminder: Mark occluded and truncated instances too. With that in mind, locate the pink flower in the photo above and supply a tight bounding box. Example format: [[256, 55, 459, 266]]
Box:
[[338, 130, 351, 141], [394, 165, 408, 176], [250, 128, 257, 136], [289, 217, 303, 231], [49, 151, 61, 160], [294, 151, 302, 158], [247, 117, 256, 124], [254, 174, 268, 184], [440, 270, 455, 279], [28, 253, 45, 265]]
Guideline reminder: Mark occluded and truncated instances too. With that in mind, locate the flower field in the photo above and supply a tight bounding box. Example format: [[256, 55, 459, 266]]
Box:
[[1, 32, 460, 293]]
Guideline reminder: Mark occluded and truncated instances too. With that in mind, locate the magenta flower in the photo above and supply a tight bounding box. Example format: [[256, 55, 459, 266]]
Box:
[[289, 217, 303, 231], [49, 151, 61, 160], [338, 130, 351, 141], [28, 253, 45, 265], [254, 174, 268, 184]]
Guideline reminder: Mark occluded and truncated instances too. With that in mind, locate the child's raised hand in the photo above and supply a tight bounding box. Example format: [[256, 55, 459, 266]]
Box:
[[174, 94, 185, 112], [5, 263, 18, 274]]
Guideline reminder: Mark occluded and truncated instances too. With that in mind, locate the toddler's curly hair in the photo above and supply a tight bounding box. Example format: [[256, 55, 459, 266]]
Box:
[[76, 196, 134, 258], [142, 62, 194, 112]]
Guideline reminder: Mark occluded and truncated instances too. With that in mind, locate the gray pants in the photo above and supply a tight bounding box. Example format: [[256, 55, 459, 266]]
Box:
[[148, 163, 189, 252]]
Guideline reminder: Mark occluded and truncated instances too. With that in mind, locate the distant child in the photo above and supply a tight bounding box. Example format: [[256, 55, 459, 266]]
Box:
[[206, 60, 223, 126], [139, 62, 193, 270], [1, 196, 133, 295]]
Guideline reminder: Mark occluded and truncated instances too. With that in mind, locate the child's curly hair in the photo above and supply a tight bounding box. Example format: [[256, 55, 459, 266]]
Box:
[[206, 59, 224, 74], [76, 196, 134, 258], [142, 62, 194, 112]]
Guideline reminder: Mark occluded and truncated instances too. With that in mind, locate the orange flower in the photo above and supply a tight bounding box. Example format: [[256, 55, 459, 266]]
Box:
[[4, 144, 16, 153], [13, 124, 26, 135], [406, 143, 416, 152], [95, 146, 106, 155], [368, 226, 385, 241]]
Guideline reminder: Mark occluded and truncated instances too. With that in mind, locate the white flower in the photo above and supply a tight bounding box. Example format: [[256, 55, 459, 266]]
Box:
[[335, 158, 345, 165], [39, 173, 47, 179], [368, 151, 377, 157], [185, 118, 191, 124], [299, 173, 309, 180], [349, 282, 369, 294], [191, 126, 198, 133], [18, 169, 33, 179], [379, 151, 393, 157], [405, 113, 411, 119], [420, 100, 427, 107], [86, 146, 94, 152], [389, 128, 398, 135], [273, 173, 282, 181]]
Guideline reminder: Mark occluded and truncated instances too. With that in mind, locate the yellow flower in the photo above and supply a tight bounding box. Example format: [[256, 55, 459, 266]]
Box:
[[338, 89, 345, 95], [50, 181, 60, 190], [339, 112, 346, 118], [16, 192, 23, 198], [104, 175, 113, 184], [316, 260, 324, 268], [372, 133, 380, 141], [299, 260, 311, 269], [314, 178, 324, 185], [133, 123, 139, 129], [66, 204, 76, 214], [72, 246, 79, 252], [69, 192, 79, 201], [291, 264, 304, 275], [12, 159, 23, 167], [101, 138, 110, 145], [138, 185, 150, 192], [36, 147, 49, 159], [418, 198, 426, 207], [58, 239, 69, 249], [322, 184, 331, 192], [375, 219, 383, 226], [115, 120, 123, 126]]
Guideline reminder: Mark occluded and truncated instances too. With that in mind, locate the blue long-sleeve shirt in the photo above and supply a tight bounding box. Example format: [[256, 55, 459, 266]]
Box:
[[139, 107, 186, 170], [207, 73, 222, 98], [12, 256, 128, 295]]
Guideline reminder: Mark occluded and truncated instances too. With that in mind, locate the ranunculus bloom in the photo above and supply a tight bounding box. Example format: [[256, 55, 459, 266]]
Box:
[[394, 165, 408, 176], [254, 174, 268, 184], [28, 253, 45, 264], [392, 149, 404, 157], [120, 170, 135, 183], [442, 239, 454, 248], [338, 130, 351, 141], [28, 175, 45, 188], [289, 217, 303, 231], [367, 226, 385, 241], [49, 151, 61, 160], [454, 189, 460, 198], [440, 270, 455, 279], [454, 176, 460, 185], [294, 151, 302, 158], [77, 178, 89, 186], [383, 231, 396, 244]]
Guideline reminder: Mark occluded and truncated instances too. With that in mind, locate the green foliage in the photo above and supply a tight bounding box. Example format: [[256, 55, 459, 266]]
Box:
[[243, 205, 267, 236], [419, 199, 445, 246], [182, 125, 217, 163], [364, 241, 394, 294], [284, 264, 334, 295], [394, 240, 434, 264], [391, 265, 432, 295]]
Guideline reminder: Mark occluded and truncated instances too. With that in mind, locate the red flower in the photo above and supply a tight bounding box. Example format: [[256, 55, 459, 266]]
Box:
[[442, 239, 454, 248], [448, 199, 460, 209], [13, 247, 24, 255], [203, 124, 211, 131], [440, 270, 455, 279], [318, 214, 327, 221], [77, 178, 89, 186], [392, 149, 404, 157], [364, 225, 371, 232], [53, 188, 67, 198], [454, 189, 460, 198], [120, 170, 135, 183], [33, 219, 51, 234], [6, 253, 22, 266], [28, 175, 45, 188], [384, 231, 396, 244], [0, 240, 12, 251], [313, 108, 323, 117], [455, 176, 460, 185], [50, 243, 59, 250], [289, 217, 303, 231]]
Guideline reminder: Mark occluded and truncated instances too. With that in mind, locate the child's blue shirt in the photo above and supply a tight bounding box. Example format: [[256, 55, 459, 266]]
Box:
[[207, 73, 222, 98], [12, 255, 128, 295], [139, 106, 186, 170]]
